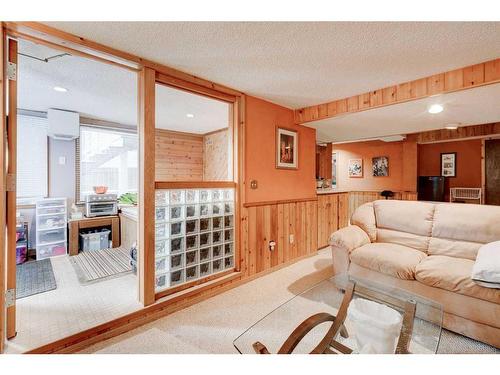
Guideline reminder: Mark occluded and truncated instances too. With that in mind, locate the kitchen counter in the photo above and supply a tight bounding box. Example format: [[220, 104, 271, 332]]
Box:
[[316, 188, 349, 195]]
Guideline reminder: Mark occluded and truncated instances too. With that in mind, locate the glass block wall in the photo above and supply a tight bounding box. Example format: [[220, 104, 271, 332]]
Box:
[[154, 188, 235, 292]]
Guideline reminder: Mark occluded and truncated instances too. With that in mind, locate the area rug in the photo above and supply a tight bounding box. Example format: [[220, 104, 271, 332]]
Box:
[[70, 247, 132, 285], [16, 259, 57, 299]]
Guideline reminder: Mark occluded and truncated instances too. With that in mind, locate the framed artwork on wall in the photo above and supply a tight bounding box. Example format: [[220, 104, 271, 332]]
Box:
[[348, 158, 363, 178], [441, 152, 457, 177], [276, 127, 298, 169], [372, 156, 389, 177]]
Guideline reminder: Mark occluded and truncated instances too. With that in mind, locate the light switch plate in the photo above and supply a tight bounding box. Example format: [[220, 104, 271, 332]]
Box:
[[58, 156, 66, 165]]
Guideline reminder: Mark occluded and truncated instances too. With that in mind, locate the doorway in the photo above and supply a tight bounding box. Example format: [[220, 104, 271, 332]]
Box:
[[4, 36, 143, 353], [485, 139, 500, 205]]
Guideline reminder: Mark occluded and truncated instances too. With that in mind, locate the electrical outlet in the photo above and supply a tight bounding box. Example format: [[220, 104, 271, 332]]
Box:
[[289, 234, 294, 244]]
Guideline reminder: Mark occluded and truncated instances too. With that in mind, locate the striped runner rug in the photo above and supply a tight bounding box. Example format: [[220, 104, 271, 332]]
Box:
[[70, 247, 132, 284]]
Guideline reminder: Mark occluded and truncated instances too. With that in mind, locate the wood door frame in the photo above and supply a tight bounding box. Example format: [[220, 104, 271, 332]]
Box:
[[0, 24, 6, 354], [154, 75, 245, 301], [0, 21, 246, 351], [5, 37, 17, 341]]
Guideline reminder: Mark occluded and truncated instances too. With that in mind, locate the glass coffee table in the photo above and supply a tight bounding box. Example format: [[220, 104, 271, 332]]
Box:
[[233, 275, 443, 354]]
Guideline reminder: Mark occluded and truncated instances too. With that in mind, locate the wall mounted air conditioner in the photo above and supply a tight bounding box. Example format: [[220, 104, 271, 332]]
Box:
[[48, 109, 80, 140]]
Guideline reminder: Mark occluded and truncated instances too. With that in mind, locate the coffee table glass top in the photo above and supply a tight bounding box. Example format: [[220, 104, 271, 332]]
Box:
[[233, 274, 443, 354]]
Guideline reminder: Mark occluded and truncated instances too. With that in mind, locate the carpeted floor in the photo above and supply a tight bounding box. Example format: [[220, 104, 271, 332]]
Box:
[[70, 247, 132, 284], [16, 258, 57, 299], [78, 249, 498, 354]]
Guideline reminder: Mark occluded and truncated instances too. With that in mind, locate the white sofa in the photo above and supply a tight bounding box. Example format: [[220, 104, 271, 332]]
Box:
[[330, 200, 500, 348]]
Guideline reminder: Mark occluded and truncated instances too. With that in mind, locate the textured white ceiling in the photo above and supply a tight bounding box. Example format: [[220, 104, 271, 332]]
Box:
[[18, 39, 229, 132], [18, 39, 137, 125], [156, 84, 229, 133], [308, 83, 500, 143], [44, 22, 500, 109]]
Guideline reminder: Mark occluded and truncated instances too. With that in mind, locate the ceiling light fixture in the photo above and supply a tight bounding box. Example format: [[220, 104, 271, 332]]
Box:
[[53, 86, 68, 93], [444, 123, 459, 130], [186, 113, 195, 118], [428, 104, 444, 114]]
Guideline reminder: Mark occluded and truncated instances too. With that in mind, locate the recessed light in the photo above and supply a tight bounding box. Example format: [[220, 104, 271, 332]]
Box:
[[428, 104, 443, 114], [186, 113, 194, 118], [53, 86, 68, 93]]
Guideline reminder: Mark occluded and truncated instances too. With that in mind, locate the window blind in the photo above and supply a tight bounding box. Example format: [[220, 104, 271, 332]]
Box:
[[17, 114, 49, 202], [79, 125, 138, 201]]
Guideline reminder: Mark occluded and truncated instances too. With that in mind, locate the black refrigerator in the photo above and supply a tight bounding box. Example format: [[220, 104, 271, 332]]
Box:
[[418, 176, 445, 202]]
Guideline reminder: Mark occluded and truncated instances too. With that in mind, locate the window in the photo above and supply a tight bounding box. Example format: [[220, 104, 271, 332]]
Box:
[[17, 114, 48, 204], [79, 126, 138, 201]]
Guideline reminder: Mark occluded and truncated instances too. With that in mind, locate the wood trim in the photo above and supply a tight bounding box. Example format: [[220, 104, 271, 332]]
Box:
[[138, 67, 156, 306], [154, 181, 237, 189], [6, 28, 139, 73], [406, 122, 500, 144], [294, 58, 500, 124], [244, 197, 318, 208], [155, 269, 236, 299], [6, 22, 243, 98], [6, 38, 17, 340], [156, 72, 237, 103], [0, 26, 6, 354]]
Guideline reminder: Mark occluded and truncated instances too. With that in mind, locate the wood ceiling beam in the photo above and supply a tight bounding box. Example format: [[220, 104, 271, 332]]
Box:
[[406, 122, 500, 144], [4, 22, 244, 98], [294, 58, 500, 124]]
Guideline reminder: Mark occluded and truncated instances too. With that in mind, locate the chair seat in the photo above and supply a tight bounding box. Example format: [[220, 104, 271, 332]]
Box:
[[415, 255, 500, 304], [350, 243, 427, 280]]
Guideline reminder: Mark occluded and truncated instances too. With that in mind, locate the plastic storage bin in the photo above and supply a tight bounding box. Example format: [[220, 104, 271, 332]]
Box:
[[80, 230, 111, 251], [36, 198, 68, 260]]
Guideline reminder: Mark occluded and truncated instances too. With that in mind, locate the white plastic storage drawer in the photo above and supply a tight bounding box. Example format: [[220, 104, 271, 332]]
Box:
[[37, 228, 66, 245], [37, 242, 67, 260]]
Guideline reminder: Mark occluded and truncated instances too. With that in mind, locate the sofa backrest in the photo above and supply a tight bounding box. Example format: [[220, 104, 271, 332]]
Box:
[[351, 200, 500, 260], [430, 203, 500, 260]]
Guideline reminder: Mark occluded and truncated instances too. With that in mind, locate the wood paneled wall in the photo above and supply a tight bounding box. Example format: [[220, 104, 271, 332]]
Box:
[[295, 58, 500, 124], [406, 122, 500, 144], [241, 200, 318, 277], [203, 128, 229, 181], [155, 129, 203, 181]]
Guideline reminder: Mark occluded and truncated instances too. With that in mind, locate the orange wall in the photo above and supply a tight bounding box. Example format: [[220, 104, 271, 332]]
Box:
[[245, 96, 316, 203], [418, 139, 482, 201], [332, 140, 417, 192]]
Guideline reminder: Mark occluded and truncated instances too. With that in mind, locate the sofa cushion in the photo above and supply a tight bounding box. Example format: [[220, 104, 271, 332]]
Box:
[[351, 202, 377, 242], [428, 237, 481, 261], [377, 228, 430, 253], [350, 243, 427, 280], [432, 203, 500, 245], [415, 255, 500, 304], [373, 200, 435, 237]]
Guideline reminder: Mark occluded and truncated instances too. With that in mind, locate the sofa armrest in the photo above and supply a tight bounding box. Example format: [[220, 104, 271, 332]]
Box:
[[329, 225, 370, 276]]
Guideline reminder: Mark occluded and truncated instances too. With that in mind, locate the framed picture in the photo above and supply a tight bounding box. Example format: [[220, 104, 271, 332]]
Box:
[[441, 152, 457, 177], [372, 156, 389, 177], [276, 127, 298, 169], [348, 158, 363, 178]]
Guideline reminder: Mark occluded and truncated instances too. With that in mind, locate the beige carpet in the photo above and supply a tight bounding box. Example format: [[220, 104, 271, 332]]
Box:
[[78, 249, 498, 354]]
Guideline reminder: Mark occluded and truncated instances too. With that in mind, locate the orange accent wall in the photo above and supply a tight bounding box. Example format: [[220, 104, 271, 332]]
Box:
[[332, 140, 417, 192], [245, 96, 316, 203], [418, 139, 482, 201]]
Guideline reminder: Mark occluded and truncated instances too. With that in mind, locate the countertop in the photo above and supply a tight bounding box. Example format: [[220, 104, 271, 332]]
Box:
[[316, 188, 350, 195]]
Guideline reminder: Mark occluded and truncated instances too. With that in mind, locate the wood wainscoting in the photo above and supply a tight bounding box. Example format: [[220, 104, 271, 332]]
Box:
[[241, 199, 319, 277]]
